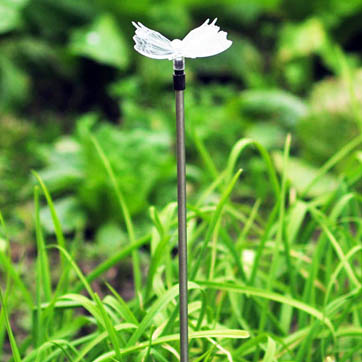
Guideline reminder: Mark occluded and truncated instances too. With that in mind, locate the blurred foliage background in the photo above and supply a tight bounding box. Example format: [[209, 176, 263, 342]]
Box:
[[1, 0, 362, 247]]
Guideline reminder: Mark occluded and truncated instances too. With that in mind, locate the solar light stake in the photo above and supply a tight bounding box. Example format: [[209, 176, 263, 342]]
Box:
[[132, 19, 232, 361], [173, 57, 189, 361]]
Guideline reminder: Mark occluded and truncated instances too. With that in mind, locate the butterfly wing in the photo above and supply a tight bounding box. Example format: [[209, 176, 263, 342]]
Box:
[[132, 22, 175, 60], [180, 18, 232, 58]]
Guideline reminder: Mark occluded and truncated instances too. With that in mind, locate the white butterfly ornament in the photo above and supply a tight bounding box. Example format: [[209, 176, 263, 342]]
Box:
[[132, 18, 232, 60]]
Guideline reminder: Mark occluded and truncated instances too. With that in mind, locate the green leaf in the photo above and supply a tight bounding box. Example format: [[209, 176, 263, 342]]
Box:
[[286, 200, 308, 244], [40, 197, 86, 234], [69, 14, 129, 68], [0, 55, 30, 111], [95, 222, 126, 253], [278, 18, 327, 62], [36, 136, 83, 193], [94, 328, 249, 361], [197, 280, 334, 332], [262, 337, 277, 362], [73, 323, 137, 362], [127, 282, 201, 347], [32, 171, 67, 262], [245, 123, 285, 149], [0, 290, 22, 362], [191, 36, 264, 87], [0, 0, 29, 33], [298, 72, 362, 164], [93, 293, 122, 361], [241, 89, 307, 127], [272, 152, 339, 197]]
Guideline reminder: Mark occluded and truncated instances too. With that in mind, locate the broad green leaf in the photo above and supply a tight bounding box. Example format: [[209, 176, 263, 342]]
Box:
[[278, 18, 327, 62], [0, 0, 29, 33], [69, 14, 129, 68], [245, 123, 285, 149], [298, 72, 362, 164], [95, 222, 126, 253], [191, 35, 264, 87], [0, 55, 30, 111], [36, 136, 83, 193], [241, 89, 307, 127], [272, 152, 339, 197]]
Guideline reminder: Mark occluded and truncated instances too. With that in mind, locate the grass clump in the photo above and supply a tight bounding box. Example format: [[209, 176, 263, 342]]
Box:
[[1, 133, 362, 361]]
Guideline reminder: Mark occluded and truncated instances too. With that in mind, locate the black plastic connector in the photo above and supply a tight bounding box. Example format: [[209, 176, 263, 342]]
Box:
[[173, 69, 185, 91]]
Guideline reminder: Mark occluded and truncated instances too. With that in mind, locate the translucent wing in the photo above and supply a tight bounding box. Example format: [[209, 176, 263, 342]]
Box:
[[180, 18, 232, 58], [132, 22, 175, 60]]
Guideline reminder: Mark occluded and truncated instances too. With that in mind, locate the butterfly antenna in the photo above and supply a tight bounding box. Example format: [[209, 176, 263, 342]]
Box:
[[138, 22, 147, 29]]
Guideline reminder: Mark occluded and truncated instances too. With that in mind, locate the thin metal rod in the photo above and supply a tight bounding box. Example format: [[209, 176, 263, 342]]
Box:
[[175, 89, 189, 361]]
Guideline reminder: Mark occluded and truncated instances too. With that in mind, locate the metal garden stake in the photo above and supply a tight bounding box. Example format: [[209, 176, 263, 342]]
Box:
[[132, 19, 232, 361]]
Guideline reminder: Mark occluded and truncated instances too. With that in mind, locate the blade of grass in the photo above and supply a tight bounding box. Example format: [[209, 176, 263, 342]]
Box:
[[73, 233, 151, 293], [269, 134, 294, 294], [220, 228, 247, 281], [95, 329, 249, 361], [94, 293, 122, 361], [309, 207, 361, 288], [225, 138, 280, 198], [262, 336, 277, 362], [34, 186, 52, 299], [32, 171, 66, 268], [127, 282, 201, 347], [0, 212, 33, 308], [197, 280, 334, 332], [233, 333, 268, 358], [302, 135, 362, 197], [163, 167, 242, 343], [190, 126, 219, 180], [340, 340, 362, 362], [48, 245, 96, 300], [295, 321, 322, 362], [37, 242, 98, 336], [324, 245, 362, 306], [256, 135, 293, 361], [33, 186, 52, 350], [48, 340, 79, 361], [191, 169, 242, 281], [248, 201, 279, 284], [32, 172, 76, 336], [24, 338, 89, 362], [144, 206, 173, 301], [104, 282, 139, 326], [0, 289, 22, 362], [73, 323, 137, 362], [236, 198, 262, 248], [90, 135, 141, 303]]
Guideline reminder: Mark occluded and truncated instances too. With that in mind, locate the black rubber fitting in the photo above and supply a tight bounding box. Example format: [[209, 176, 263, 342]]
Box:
[[173, 72, 185, 91]]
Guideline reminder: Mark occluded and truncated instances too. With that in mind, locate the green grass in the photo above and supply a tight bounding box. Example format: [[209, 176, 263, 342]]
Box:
[[1, 134, 362, 361]]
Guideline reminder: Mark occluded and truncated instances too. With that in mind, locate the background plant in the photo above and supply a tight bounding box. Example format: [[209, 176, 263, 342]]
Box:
[[1, 0, 362, 360]]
